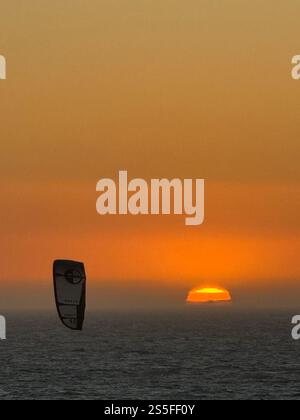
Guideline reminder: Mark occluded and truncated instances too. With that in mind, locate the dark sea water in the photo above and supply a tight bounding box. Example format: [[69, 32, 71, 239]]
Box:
[[0, 309, 300, 400]]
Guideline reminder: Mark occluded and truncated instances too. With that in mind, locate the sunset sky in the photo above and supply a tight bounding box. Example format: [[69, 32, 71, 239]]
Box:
[[0, 1, 300, 310]]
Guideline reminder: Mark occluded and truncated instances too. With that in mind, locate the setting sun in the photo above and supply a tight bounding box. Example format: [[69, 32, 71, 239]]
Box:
[[187, 286, 232, 304]]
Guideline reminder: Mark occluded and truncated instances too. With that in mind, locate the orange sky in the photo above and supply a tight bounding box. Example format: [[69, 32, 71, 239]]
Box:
[[0, 1, 300, 309]]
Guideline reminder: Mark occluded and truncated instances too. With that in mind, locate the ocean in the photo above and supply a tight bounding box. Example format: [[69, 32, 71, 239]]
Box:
[[0, 309, 299, 400]]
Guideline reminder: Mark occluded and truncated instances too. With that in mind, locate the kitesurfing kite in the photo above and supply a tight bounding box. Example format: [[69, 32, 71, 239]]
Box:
[[53, 260, 86, 330]]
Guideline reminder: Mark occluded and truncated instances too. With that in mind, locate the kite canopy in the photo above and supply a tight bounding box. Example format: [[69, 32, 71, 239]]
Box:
[[53, 260, 86, 330]]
